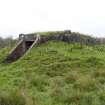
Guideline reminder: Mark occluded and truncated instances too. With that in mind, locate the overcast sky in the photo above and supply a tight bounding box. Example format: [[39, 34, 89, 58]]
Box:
[[0, 0, 105, 38]]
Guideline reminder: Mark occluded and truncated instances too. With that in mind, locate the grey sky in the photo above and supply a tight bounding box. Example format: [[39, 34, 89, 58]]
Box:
[[0, 0, 105, 38]]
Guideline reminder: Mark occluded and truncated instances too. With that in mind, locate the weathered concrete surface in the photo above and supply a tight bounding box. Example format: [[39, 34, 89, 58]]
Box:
[[4, 35, 40, 63], [5, 30, 97, 63], [4, 40, 26, 63]]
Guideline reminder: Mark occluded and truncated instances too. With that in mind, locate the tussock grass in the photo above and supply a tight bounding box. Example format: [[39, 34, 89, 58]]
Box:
[[0, 41, 105, 105]]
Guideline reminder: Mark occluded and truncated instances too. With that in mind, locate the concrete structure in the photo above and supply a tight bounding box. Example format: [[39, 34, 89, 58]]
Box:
[[4, 30, 73, 63], [4, 34, 40, 63]]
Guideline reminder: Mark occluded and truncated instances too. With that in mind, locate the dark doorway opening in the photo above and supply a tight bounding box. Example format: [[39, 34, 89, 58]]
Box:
[[25, 41, 34, 50]]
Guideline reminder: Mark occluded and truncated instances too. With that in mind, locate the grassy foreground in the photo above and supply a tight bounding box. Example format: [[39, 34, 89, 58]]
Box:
[[0, 41, 105, 105]]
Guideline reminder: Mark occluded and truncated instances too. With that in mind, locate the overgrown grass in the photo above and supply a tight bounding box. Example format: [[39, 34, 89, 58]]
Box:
[[0, 41, 105, 105], [36, 31, 64, 36]]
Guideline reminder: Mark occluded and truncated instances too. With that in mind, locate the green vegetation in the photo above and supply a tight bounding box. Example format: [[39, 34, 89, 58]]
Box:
[[36, 31, 64, 36], [30, 31, 103, 45], [1, 38, 105, 104], [0, 37, 16, 48]]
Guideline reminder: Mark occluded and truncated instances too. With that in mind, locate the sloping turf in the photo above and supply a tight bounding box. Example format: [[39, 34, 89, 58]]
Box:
[[0, 41, 105, 105]]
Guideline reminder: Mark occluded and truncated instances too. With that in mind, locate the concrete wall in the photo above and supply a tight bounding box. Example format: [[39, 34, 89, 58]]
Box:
[[5, 41, 25, 63]]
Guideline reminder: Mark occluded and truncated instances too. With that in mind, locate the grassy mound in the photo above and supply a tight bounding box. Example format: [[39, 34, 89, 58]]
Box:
[[0, 41, 105, 105]]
